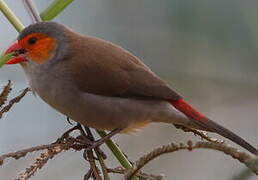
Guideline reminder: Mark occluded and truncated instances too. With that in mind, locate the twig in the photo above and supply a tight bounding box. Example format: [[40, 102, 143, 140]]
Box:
[[85, 127, 111, 180], [0, 80, 12, 108], [85, 150, 102, 180], [22, 0, 42, 23], [16, 144, 70, 180], [175, 125, 224, 144], [0, 0, 24, 32], [0, 88, 30, 118], [123, 141, 258, 180], [1, 125, 87, 179], [0, 121, 81, 166], [0, 143, 64, 165], [83, 127, 102, 180]]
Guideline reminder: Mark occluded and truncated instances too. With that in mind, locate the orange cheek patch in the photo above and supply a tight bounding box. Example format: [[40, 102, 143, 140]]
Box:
[[27, 38, 57, 64], [19, 33, 57, 64]]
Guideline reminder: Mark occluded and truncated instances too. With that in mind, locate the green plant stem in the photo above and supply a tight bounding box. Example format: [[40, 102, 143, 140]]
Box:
[[96, 130, 139, 180], [95, 150, 111, 180], [40, 0, 74, 21], [0, 52, 14, 67], [0, 0, 24, 32], [96, 130, 131, 168]]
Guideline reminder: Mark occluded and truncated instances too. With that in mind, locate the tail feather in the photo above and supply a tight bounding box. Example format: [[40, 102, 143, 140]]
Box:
[[169, 99, 258, 155]]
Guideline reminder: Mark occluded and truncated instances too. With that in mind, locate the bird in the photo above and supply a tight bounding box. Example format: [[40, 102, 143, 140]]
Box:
[[4, 21, 258, 155]]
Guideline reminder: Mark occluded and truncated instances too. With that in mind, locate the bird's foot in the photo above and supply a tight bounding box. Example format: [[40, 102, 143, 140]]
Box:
[[55, 123, 121, 158], [54, 123, 81, 144], [80, 126, 123, 161], [66, 117, 74, 125], [84, 128, 122, 151]]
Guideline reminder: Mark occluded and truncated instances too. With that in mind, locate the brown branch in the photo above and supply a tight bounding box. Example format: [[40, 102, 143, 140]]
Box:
[[123, 141, 258, 180], [83, 126, 102, 180], [83, 126, 111, 180], [0, 80, 12, 108], [85, 150, 102, 180], [0, 87, 30, 118]]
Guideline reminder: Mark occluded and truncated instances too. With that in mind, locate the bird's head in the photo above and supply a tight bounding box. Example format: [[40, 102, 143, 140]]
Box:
[[5, 22, 69, 65]]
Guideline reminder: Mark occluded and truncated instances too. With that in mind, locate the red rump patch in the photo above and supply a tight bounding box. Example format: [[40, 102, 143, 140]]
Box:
[[169, 99, 209, 123]]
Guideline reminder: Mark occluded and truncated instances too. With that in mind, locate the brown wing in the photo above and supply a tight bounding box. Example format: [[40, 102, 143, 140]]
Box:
[[65, 34, 182, 100]]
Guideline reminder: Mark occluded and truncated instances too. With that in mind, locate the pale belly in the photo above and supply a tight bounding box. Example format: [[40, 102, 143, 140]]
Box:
[[30, 80, 189, 132]]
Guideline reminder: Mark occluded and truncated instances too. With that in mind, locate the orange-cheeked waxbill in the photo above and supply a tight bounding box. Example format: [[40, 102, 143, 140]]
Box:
[[4, 22, 258, 155]]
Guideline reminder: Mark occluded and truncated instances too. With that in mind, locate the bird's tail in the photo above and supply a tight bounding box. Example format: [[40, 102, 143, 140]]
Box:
[[169, 99, 258, 155]]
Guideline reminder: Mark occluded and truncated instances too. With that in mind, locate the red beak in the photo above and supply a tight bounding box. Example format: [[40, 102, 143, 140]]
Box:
[[4, 42, 27, 64]]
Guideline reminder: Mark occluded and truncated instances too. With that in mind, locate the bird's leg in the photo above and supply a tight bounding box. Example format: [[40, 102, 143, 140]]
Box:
[[81, 127, 102, 180], [84, 168, 93, 180], [85, 128, 123, 151], [83, 149, 102, 180], [76, 124, 95, 145], [83, 126, 107, 159], [54, 123, 81, 143], [94, 146, 107, 160], [66, 116, 74, 125]]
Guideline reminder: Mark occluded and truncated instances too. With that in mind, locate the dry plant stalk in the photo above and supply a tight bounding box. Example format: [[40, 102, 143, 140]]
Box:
[[0, 86, 30, 119], [174, 124, 224, 143], [0, 80, 12, 108], [123, 141, 258, 180], [0, 143, 65, 165], [16, 145, 70, 180]]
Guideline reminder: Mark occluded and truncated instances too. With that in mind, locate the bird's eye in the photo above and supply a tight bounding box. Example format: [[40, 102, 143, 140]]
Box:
[[28, 37, 38, 45]]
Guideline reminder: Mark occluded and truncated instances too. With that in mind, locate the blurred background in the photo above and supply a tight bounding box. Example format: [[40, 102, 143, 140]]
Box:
[[1, 0, 258, 179]]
